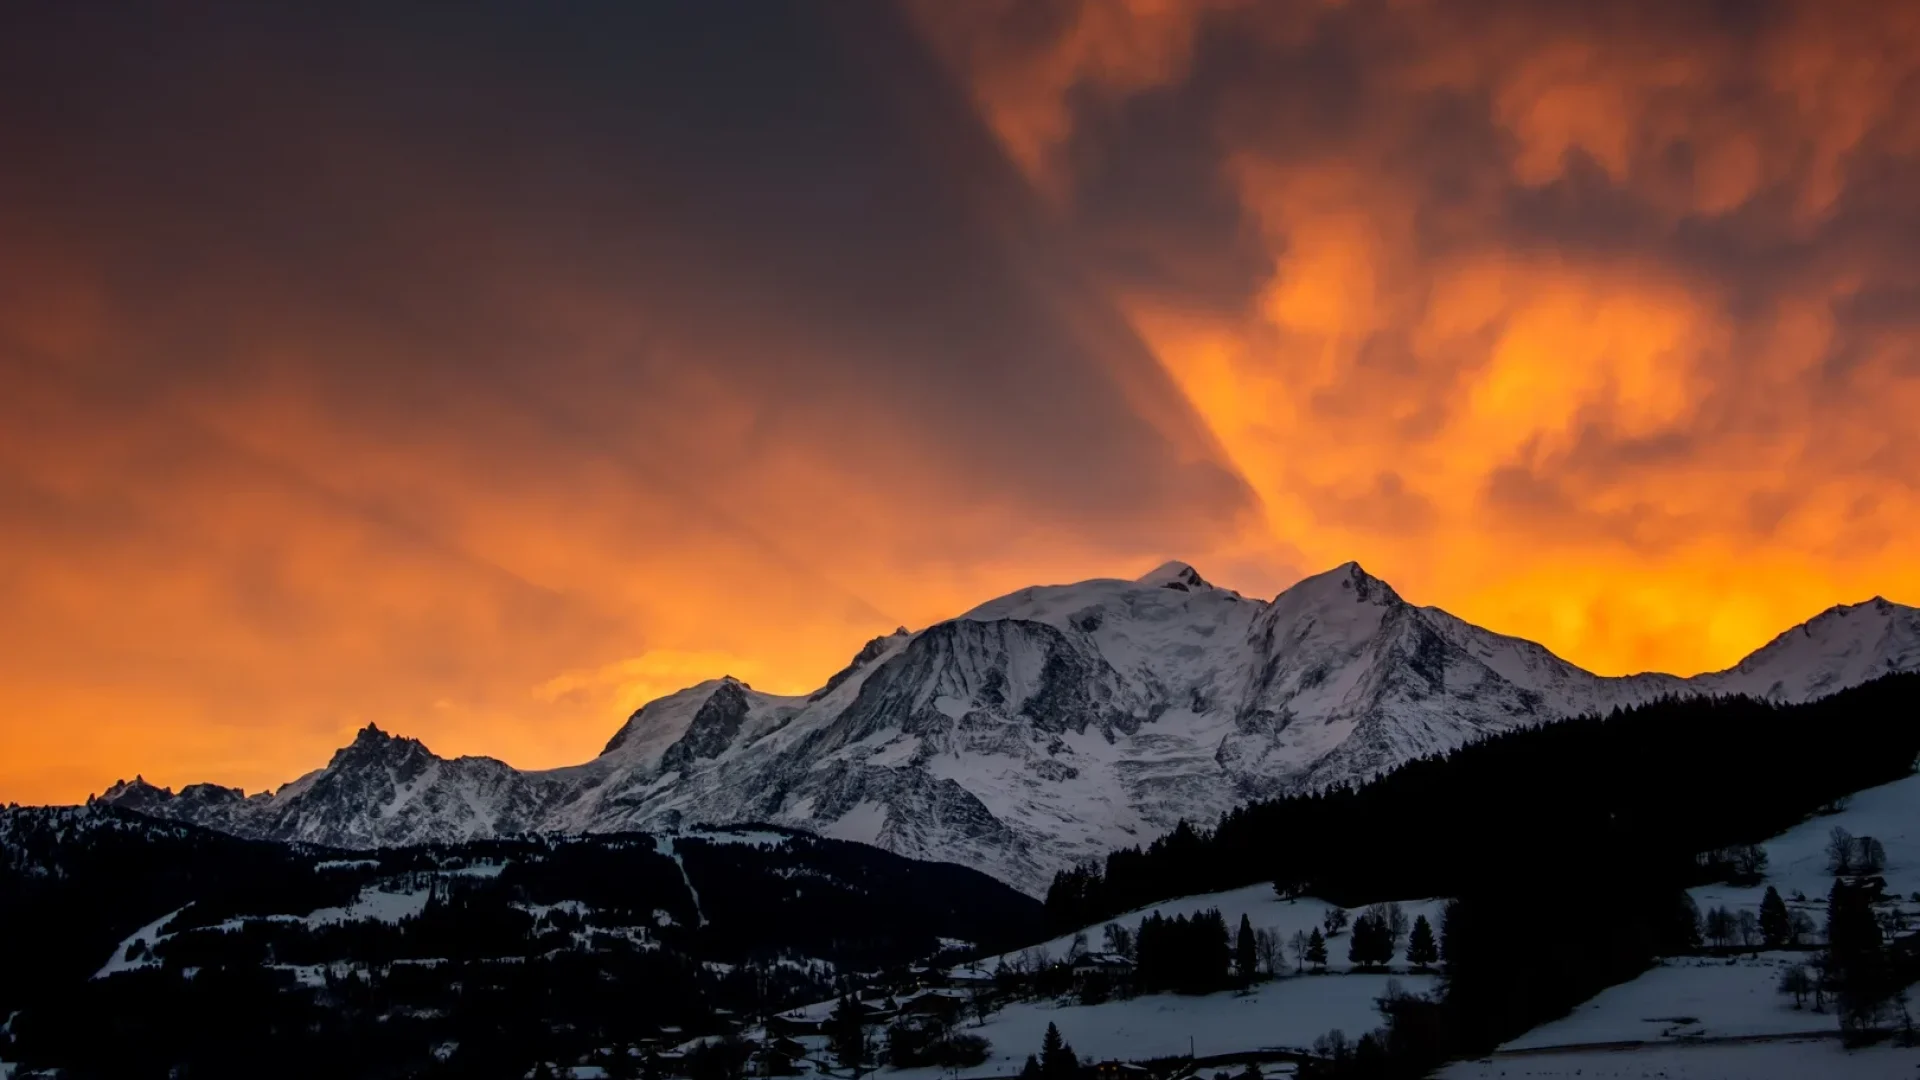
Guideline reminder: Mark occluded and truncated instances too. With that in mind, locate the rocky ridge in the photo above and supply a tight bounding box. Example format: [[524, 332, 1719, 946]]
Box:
[[98, 561, 1920, 894]]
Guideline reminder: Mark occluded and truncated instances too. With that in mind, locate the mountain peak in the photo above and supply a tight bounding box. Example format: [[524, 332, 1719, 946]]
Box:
[[99, 775, 164, 799], [1279, 560, 1402, 607], [1136, 560, 1209, 591], [330, 722, 433, 769], [94, 775, 183, 813]]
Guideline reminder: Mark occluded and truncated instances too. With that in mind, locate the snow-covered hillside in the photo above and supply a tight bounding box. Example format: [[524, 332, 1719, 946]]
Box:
[[889, 973, 1436, 1080], [1689, 769, 1920, 925], [1437, 770, 1920, 1078], [964, 883, 1448, 977], [1440, 1039, 1920, 1079], [98, 562, 1920, 894]]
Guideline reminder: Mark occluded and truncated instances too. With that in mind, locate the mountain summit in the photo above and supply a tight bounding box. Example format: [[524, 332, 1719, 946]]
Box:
[[99, 563, 1920, 894]]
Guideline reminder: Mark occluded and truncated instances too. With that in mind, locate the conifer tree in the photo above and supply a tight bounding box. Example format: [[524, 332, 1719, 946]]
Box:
[[1020, 1056, 1041, 1080], [1825, 878, 1892, 1033], [831, 996, 872, 1074], [1040, 1022, 1078, 1080], [1306, 927, 1327, 970], [1236, 914, 1258, 981], [1759, 887, 1791, 948], [1348, 913, 1392, 968], [1407, 914, 1438, 968]]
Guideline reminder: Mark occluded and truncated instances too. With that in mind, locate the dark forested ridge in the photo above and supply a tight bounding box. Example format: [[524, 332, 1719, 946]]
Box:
[[11, 675, 1920, 1078], [1047, 672, 1920, 932], [0, 812, 1040, 1078], [1029, 673, 1920, 1074]]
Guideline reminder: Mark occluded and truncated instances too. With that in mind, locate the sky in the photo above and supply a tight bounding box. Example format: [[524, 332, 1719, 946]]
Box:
[[2, 1, 1917, 805]]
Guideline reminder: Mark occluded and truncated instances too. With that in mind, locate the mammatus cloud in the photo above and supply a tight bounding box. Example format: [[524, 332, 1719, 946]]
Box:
[[912, 0, 1920, 675]]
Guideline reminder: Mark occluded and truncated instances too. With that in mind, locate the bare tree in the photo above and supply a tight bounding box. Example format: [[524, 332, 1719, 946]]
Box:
[[1705, 906, 1737, 949], [1828, 827, 1857, 875], [1101, 923, 1134, 960], [1856, 836, 1887, 874], [1289, 929, 1312, 972], [1312, 1030, 1351, 1061], [1382, 899, 1413, 949], [1880, 906, 1909, 937], [1780, 965, 1814, 1009], [1790, 910, 1818, 946], [1254, 928, 1285, 976], [1731, 845, 1769, 883], [1066, 932, 1089, 962], [1736, 910, 1761, 952], [1322, 907, 1350, 937]]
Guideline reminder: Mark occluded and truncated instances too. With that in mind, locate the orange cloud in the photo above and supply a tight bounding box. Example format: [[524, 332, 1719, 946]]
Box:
[[3, 2, 1918, 805], [914, 0, 1920, 676]]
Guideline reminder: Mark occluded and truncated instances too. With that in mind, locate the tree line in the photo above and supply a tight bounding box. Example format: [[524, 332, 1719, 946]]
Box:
[[1047, 673, 1920, 932]]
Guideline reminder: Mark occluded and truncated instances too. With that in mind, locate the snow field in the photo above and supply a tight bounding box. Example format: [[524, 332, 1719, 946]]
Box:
[[95, 905, 188, 979], [959, 884, 1449, 978], [884, 973, 1438, 1080], [1467, 771, 1920, 1072], [1502, 953, 1829, 1049], [1438, 1037, 1920, 1079], [1689, 770, 1920, 921]]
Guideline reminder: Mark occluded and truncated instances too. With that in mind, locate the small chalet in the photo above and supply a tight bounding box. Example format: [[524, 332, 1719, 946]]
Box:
[[767, 1013, 824, 1037], [896, 989, 968, 1024], [1070, 953, 1135, 978]]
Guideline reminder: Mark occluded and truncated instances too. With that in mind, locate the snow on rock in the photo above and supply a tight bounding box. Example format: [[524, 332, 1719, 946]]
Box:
[[1701, 597, 1920, 704], [95, 562, 1920, 895]]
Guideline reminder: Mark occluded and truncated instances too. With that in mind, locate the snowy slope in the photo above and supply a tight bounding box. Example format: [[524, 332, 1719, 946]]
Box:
[[964, 883, 1449, 977], [1696, 597, 1920, 703], [1502, 953, 1828, 1048], [1689, 769, 1920, 925], [887, 973, 1437, 1080], [97, 562, 1920, 895], [1447, 767, 1920, 1078], [1440, 1039, 1920, 1079]]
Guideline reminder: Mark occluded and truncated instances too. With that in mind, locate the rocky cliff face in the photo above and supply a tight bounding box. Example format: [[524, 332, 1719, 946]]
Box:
[[99, 561, 1920, 894]]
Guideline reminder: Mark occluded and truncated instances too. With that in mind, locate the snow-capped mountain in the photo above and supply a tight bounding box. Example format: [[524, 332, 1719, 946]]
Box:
[[97, 561, 1920, 894]]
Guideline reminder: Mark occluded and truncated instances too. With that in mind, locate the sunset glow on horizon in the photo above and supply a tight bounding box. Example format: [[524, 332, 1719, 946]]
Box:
[[3, 1, 1918, 805]]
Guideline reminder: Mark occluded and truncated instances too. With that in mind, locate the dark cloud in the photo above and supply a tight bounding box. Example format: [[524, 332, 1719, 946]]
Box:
[[0, 1, 1259, 802]]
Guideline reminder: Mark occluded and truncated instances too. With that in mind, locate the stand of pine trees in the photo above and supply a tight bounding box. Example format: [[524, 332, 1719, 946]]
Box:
[[1044, 674, 1920, 1078], [1046, 674, 1920, 932], [1135, 909, 1231, 993]]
